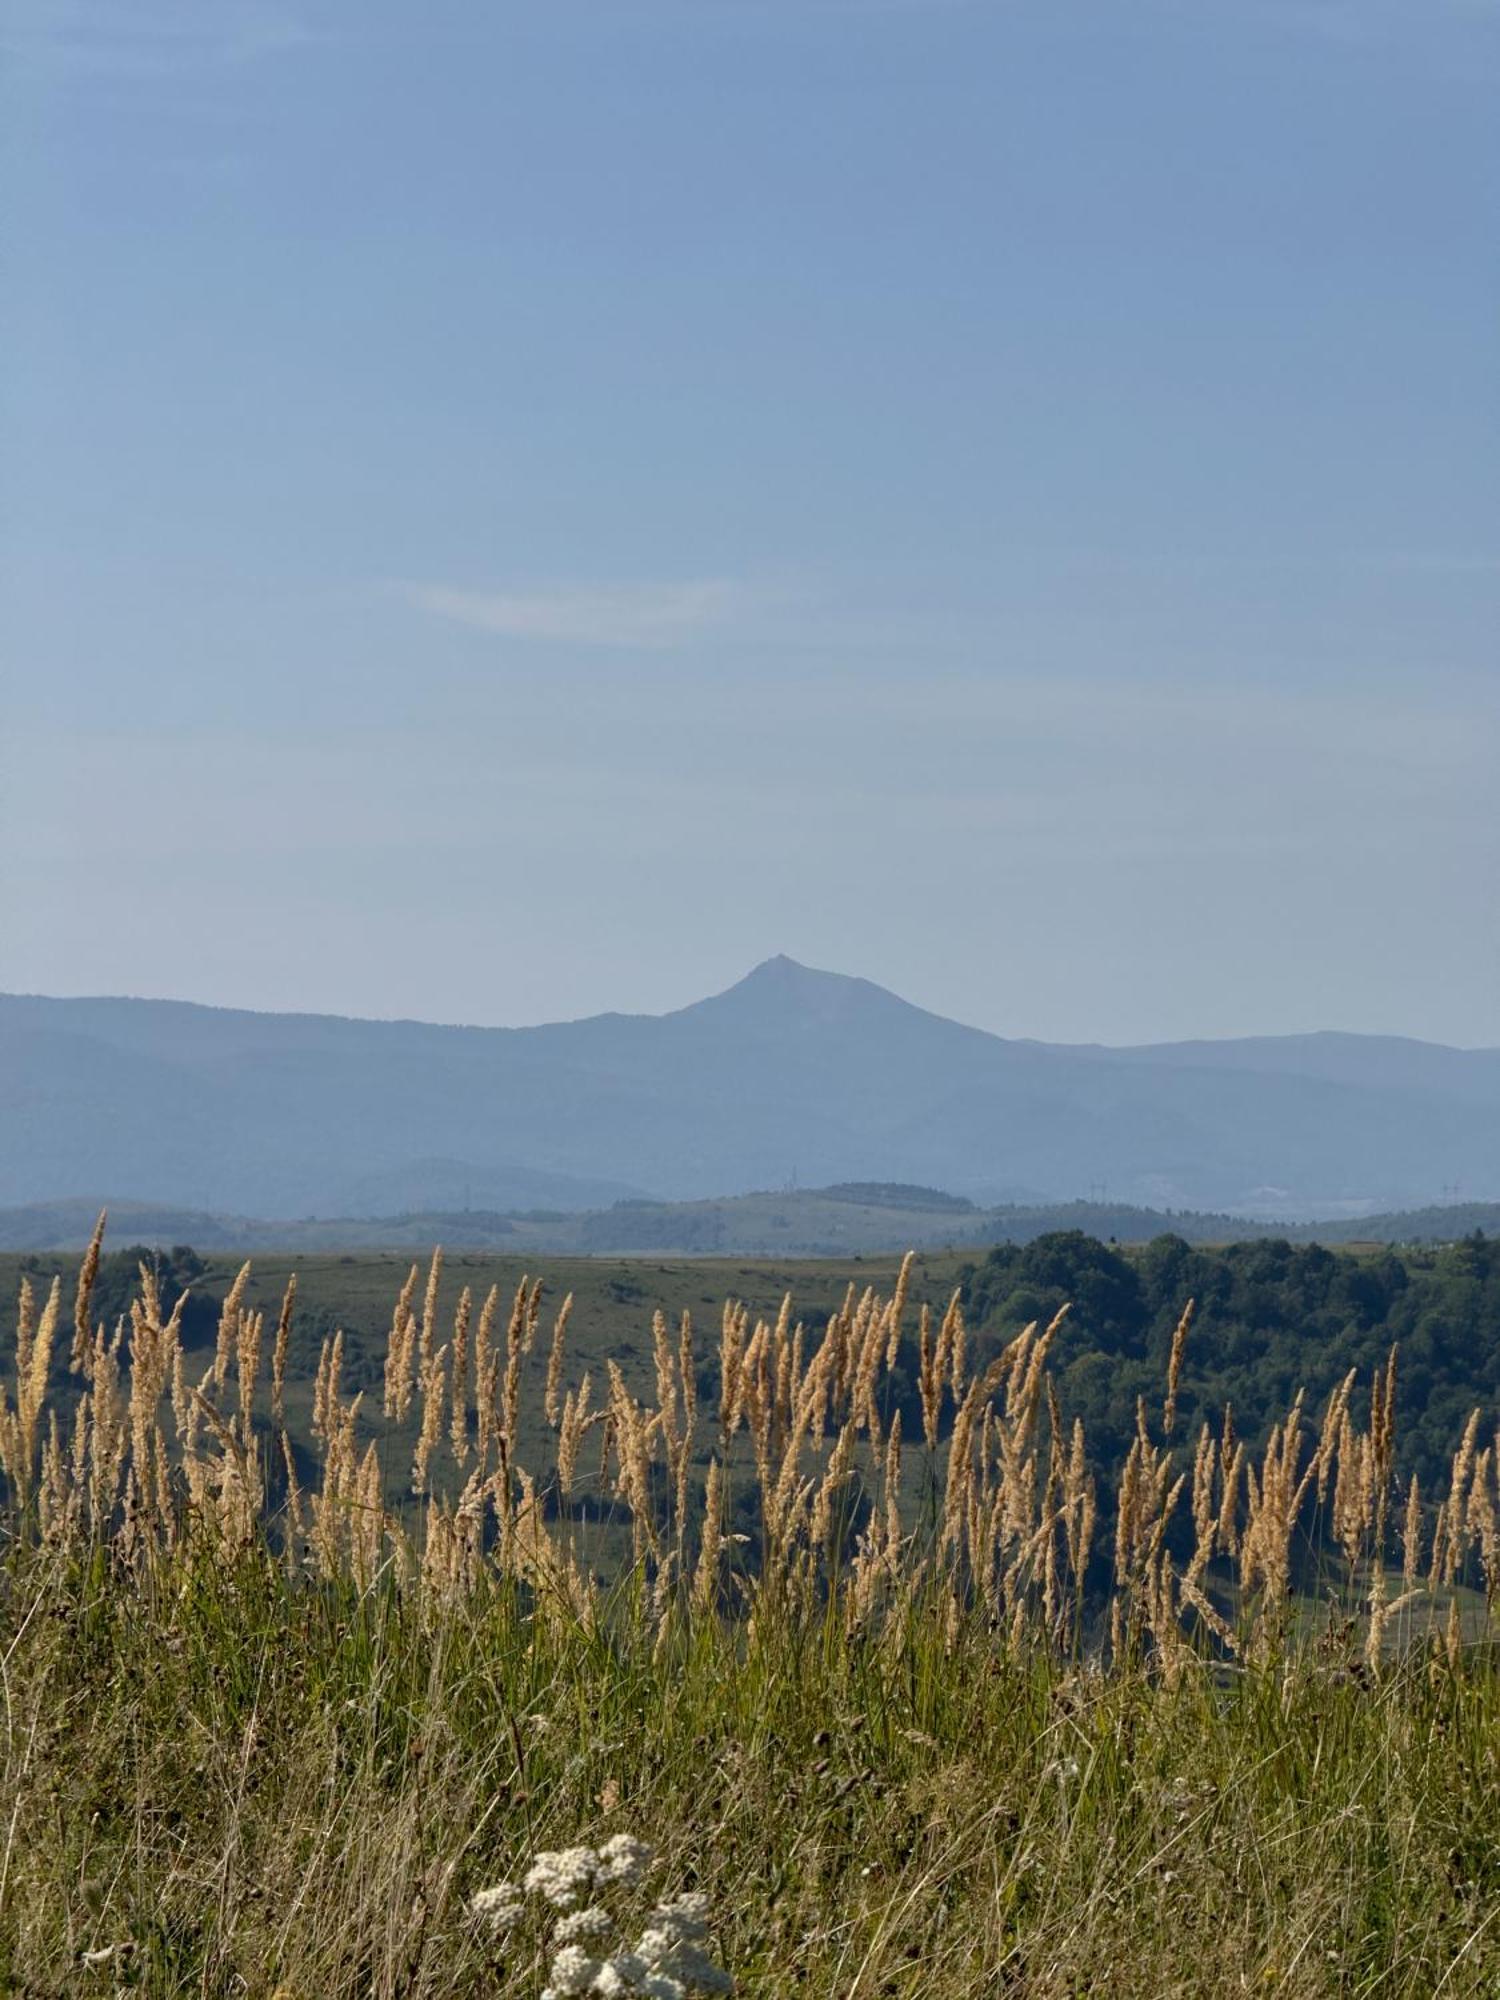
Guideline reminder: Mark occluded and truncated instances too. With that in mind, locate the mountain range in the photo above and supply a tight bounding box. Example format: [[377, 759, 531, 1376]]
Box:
[[3, 956, 1498, 1222]]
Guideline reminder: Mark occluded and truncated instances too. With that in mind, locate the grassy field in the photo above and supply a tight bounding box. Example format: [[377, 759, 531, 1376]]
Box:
[[0, 1245, 965, 1521], [3, 1236, 1500, 1995]]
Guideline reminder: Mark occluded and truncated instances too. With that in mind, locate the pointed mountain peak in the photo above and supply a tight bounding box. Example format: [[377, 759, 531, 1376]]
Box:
[[677, 954, 944, 1032], [739, 953, 840, 989]]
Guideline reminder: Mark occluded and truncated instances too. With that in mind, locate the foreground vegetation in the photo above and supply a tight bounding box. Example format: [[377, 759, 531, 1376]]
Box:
[[2, 1224, 1500, 1994]]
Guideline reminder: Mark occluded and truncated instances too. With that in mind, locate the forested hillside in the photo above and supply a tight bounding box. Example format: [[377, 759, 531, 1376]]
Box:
[[961, 1230, 1500, 1499]]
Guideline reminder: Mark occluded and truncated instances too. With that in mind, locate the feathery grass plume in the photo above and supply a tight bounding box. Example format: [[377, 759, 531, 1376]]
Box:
[[769, 1327, 833, 1542], [917, 1304, 941, 1451], [474, 1281, 500, 1461], [807, 1417, 856, 1564], [270, 1274, 296, 1429], [828, 1283, 855, 1405], [1112, 1396, 1187, 1665], [885, 1249, 915, 1369], [66, 1398, 89, 1528], [38, 1409, 72, 1544], [0, 1276, 64, 1510], [1371, 1344, 1398, 1550], [311, 1364, 365, 1582], [418, 1247, 444, 1373], [718, 1299, 747, 1444], [311, 1330, 341, 1447], [1441, 1408, 1482, 1589], [449, 1285, 473, 1465], [1331, 1409, 1364, 1572], [653, 1308, 681, 1479], [544, 1292, 574, 1428], [557, 1372, 592, 1498], [500, 1278, 530, 1453], [1162, 1298, 1193, 1439], [607, 1360, 661, 1562], [1239, 1393, 1311, 1655], [766, 1294, 796, 1465], [13, 1274, 36, 1401], [383, 1261, 421, 1421], [23, 1277, 62, 1476], [1019, 1305, 1069, 1435], [413, 1344, 449, 1496], [677, 1307, 696, 1430], [1062, 1416, 1096, 1622], [127, 1277, 184, 1534], [351, 1440, 384, 1588], [508, 1469, 594, 1629], [212, 1261, 251, 1392], [939, 1364, 988, 1563], [673, 1312, 697, 1533], [70, 1207, 107, 1375], [1180, 1421, 1236, 1652], [850, 1293, 889, 1452], [692, 1455, 725, 1615], [943, 1289, 968, 1402], [524, 1275, 543, 1355], [1465, 1447, 1500, 1603], [87, 1321, 129, 1530], [236, 1305, 264, 1440], [740, 1320, 774, 1502], [883, 1407, 904, 1556], [192, 1386, 263, 1559], [1217, 1436, 1245, 1561], [180, 1358, 211, 1509], [1037, 1405, 1067, 1636], [1313, 1367, 1357, 1506]]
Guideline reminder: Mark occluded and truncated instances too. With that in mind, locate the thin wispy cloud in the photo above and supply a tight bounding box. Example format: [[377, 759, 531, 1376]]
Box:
[[401, 580, 743, 650], [2, 2, 315, 79], [1156, 0, 1500, 43]]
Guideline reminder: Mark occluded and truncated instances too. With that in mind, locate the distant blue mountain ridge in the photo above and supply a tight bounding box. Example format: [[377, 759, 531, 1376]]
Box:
[[3, 956, 1498, 1223]]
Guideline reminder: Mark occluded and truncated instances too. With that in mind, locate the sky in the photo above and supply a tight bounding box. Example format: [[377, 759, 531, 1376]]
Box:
[[2, 0, 1497, 1047]]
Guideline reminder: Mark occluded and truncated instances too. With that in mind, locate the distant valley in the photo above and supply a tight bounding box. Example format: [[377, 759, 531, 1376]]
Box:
[[1, 1187, 1497, 1259]]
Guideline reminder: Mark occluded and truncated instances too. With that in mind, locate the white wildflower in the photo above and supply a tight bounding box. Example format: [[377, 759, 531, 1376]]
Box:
[[545, 1943, 603, 1996], [469, 1881, 525, 1929], [649, 1892, 711, 1942], [628, 1906, 732, 1994], [591, 1955, 647, 1996], [635, 1927, 679, 1968], [597, 1832, 654, 1886], [557, 1905, 616, 1945], [527, 1845, 603, 1909], [672, 1946, 733, 1994], [641, 1977, 687, 2000]]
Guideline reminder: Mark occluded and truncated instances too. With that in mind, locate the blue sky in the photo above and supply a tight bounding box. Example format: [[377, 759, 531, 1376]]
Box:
[[2, 0, 1496, 1044]]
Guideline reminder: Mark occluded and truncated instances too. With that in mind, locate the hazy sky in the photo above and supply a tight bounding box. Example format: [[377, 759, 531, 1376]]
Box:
[[3, 0, 1496, 1046]]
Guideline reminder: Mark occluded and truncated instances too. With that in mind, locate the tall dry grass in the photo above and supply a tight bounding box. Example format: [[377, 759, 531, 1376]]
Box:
[[2, 1221, 1499, 1995], [6, 1222, 1496, 1671]]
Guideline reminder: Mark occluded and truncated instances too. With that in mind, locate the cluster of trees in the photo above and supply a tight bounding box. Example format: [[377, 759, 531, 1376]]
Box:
[[958, 1230, 1500, 1497]]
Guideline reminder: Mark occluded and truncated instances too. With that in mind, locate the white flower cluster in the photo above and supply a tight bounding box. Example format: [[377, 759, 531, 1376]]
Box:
[[541, 1888, 731, 1999], [469, 1836, 732, 1999], [469, 1881, 525, 1930], [526, 1844, 611, 1911]]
